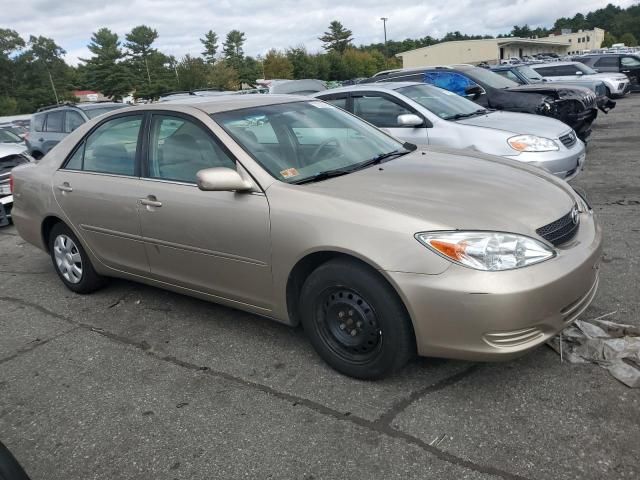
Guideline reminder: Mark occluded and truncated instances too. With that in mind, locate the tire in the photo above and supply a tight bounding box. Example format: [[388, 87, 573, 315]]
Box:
[[0, 442, 31, 480], [48, 222, 105, 294], [605, 86, 612, 98], [299, 258, 415, 379]]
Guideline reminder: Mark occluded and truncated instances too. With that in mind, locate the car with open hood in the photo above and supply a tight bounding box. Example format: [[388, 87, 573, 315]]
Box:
[[312, 82, 586, 180], [0, 140, 31, 224], [10, 95, 603, 379], [362, 65, 599, 141]]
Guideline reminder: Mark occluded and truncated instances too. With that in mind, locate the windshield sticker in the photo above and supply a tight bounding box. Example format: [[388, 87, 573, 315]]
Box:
[[309, 101, 333, 108], [280, 168, 300, 178]]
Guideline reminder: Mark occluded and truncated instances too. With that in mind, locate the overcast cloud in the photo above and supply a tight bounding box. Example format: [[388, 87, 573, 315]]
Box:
[[3, 0, 636, 64]]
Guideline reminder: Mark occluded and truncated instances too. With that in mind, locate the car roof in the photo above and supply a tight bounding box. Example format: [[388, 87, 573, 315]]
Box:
[[74, 102, 125, 110], [314, 82, 424, 95], [530, 61, 581, 68], [147, 94, 313, 114]]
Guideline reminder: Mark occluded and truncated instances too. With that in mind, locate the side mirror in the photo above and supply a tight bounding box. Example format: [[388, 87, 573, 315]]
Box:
[[396, 114, 424, 127], [197, 167, 254, 192], [464, 85, 483, 98], [575, 71, 583, 75]]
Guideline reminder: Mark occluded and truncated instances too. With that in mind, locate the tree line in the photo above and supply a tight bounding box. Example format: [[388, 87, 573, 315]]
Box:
[[1, 2, 639, 115]]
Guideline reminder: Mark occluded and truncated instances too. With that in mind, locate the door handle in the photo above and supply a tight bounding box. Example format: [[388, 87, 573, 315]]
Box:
[[140, 196, 162, 208], [57, 183, 73, 193]]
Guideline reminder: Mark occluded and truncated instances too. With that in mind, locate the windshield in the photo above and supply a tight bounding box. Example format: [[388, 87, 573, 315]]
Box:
[[0, 129, 22, 143], [573, 63, 598, 75], [515, 66, 544, 83], [213, 101, 406, 184], [465, 67, 519, 89], [396, 84, 484, 120], [84, 105, 127, 119]]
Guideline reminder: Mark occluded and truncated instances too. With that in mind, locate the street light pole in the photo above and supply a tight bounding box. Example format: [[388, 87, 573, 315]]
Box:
[[380, 17, 388, 56]]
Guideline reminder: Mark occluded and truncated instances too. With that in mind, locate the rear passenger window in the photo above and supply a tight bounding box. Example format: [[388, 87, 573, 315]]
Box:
[[32, 114, 45, 132], [352, 95, 413, 128], [148, 115, 235, 183], [63, 115, 141, 175], [595, 57, 618, 68], [45, 111, 63, 132]]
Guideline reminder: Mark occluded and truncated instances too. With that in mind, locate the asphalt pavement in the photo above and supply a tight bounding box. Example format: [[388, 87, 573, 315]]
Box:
[[1, 94, 639, 480]]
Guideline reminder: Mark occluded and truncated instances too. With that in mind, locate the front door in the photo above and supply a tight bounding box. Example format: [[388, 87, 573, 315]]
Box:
[[137, 113, 273, 310], [52, 113, 149, 275]]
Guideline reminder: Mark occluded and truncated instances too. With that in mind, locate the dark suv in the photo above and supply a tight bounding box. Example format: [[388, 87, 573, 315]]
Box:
[[574, 54, 640, 92], [363, 65, 598, 141], [26, 102, 127, 159]]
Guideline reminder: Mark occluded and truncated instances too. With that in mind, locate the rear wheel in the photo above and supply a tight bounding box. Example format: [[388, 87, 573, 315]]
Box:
[[0, 441, 31, 480], [605, 86, 612, 98], [48, 223, 105, 294], [299, 258, 415, 379]]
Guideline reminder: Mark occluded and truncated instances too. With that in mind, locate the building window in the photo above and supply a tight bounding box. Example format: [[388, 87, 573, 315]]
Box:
[[587, 36, 590, 42]]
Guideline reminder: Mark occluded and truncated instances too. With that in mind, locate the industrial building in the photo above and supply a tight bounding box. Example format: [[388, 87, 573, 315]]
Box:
[[396, 28, 605, 67]]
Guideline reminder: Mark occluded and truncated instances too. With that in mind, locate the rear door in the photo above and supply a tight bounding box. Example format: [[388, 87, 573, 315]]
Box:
[[350, 92, 428, 145], [593, 56, 619, 73], [620, 56, 640, 86], [52, 113, 149, 275], [137, 112, 273, 310]]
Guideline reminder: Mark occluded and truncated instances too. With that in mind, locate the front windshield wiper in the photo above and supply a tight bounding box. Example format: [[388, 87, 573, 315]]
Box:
[[292, 168, 354, 185], [292, 149, 410, 185], [446, 109, 488, 120]]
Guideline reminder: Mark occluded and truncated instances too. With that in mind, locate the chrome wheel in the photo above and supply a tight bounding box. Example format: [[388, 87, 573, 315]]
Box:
[[53, 234, 83, 284]]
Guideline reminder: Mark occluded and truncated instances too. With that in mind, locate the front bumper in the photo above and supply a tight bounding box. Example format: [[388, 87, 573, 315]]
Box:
[[609, 80, 630, 96], [504, 138, 586, 181], [0, 195, 11, 226], [386, 210, 603, 361]]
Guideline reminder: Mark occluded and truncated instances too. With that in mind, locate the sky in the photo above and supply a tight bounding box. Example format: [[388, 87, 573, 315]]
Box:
[[3, 0, 637, 65]]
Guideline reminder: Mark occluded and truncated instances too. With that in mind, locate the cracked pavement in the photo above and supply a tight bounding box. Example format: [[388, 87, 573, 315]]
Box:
[[1, 95, 639, 479]]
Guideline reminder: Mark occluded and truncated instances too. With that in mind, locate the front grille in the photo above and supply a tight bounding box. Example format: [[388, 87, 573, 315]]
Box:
[[559, 131, 577, 148], [581, 94, 596, 109], [536, 208, 580, 246]]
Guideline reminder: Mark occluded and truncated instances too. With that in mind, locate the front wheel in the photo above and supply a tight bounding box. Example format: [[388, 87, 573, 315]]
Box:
[[299, 259, 415, 379]]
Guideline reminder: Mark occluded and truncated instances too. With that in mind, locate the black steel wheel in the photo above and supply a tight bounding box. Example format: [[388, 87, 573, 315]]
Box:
[[300, 258, 415, 379]]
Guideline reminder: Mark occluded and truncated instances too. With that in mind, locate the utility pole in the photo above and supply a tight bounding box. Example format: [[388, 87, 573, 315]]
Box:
[[47, 69, 59, 104], [380, 17, 388, 58]]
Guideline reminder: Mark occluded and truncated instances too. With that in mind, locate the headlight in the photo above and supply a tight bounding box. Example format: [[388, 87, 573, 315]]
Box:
[[508, 134, 559, 152], [415, 231, 555, 271]]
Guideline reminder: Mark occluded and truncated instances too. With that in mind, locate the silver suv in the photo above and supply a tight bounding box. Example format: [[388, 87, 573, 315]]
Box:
[[530, 61, 630, 98], [26, 103, 127, 159]]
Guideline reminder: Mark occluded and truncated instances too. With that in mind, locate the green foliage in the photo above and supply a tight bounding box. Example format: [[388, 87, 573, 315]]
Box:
[[620, 33, 638, 47], [263, 49, 293, 79], [602, 31, 617, 48], [319, 21, 353, 53], [201, 30, 219, 64], [81, 28, 133, 100], [208, 60, 239, 90]]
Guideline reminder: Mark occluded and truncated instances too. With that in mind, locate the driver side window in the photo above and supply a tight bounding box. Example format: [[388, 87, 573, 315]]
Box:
[[352, 95, 413, 128], [148, 115, 235, 183]]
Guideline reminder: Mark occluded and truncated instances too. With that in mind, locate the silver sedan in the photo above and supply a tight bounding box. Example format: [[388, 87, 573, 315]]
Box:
[[313, 82, 586, 180]]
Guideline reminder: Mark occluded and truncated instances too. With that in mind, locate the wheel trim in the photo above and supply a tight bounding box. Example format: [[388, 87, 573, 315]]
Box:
[[53, 234, 83, 284], [316, 287, 383, 364]]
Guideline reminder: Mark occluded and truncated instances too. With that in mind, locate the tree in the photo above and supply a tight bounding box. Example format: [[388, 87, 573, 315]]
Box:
[[81, 28, 132, 100], [619, 32, 638, 47], [176, 54, 208, 91], [201, 30, 219, 64], [263, 49, 293, 79], [602, 31, 617, 48], [0, 28, 25, 57], [208, 60, 239, 90], [319, 21, 353, 53], [125, 25, 158, 85], [223, 30, 246, 65]]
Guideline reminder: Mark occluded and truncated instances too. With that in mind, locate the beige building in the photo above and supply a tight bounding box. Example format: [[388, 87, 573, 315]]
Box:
[[397, 28, 605, 67]]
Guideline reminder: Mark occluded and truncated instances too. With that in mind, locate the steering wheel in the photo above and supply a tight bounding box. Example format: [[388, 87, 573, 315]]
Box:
[[309, 137, 343, 164]]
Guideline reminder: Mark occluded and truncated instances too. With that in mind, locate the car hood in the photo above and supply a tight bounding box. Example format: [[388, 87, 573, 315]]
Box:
[[507, 83, 592, 99], [456, 110, 571, 138], [0, 143, 28, 158], [302, 148, 576, 235]]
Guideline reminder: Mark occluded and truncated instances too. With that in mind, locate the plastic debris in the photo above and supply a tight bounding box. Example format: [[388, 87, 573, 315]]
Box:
[[548, 312, 640, 388]]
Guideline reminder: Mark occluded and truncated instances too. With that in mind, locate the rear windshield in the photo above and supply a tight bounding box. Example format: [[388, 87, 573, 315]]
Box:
[[83, 105, 127, 119]]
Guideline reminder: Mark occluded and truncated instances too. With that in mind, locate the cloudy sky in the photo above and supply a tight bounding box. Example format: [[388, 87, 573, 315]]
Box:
[[4, 0, 636, 64]]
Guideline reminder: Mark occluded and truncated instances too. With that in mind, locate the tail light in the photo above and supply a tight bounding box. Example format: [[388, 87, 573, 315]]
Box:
[[9, 174, 14, 193]]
